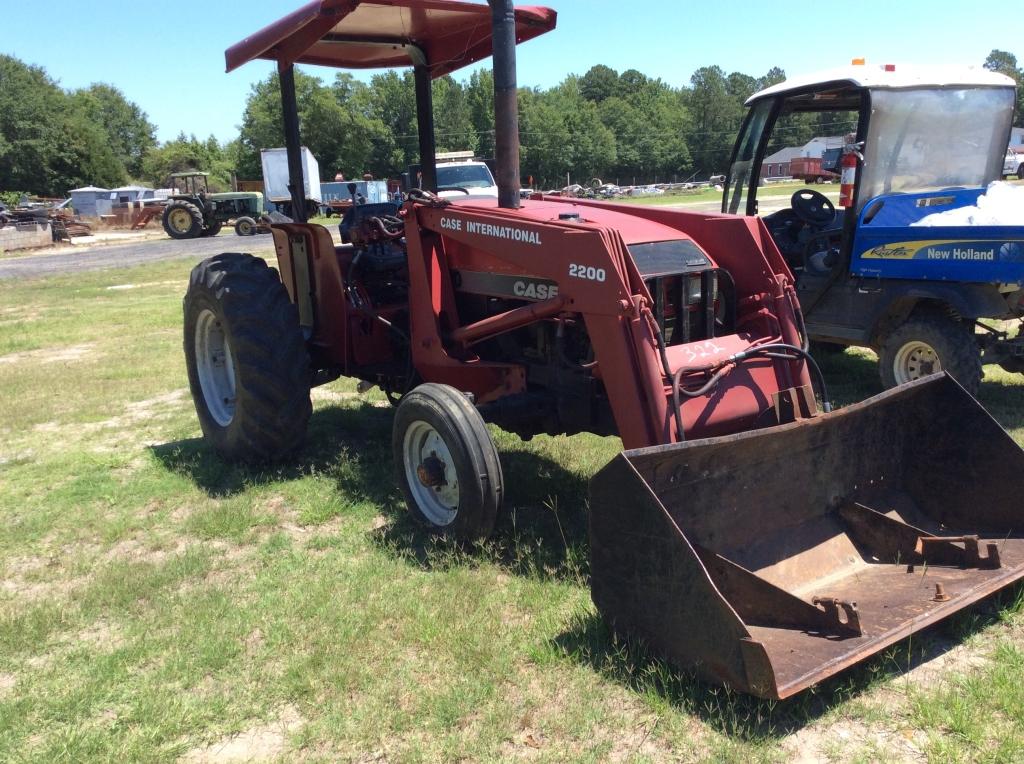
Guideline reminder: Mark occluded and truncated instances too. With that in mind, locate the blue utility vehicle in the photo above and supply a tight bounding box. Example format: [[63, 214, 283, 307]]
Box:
[[726, 63, 1023, 392]]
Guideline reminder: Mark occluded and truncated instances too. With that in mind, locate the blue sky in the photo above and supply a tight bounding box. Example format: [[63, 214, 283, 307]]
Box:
[[2, 1, 1013, 143]]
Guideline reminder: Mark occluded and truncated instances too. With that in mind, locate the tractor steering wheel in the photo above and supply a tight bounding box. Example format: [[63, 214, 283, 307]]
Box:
[[791, 189, 836, 227]]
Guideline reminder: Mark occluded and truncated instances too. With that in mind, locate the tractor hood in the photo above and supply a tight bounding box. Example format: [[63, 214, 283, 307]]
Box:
[[446, 197, 704, 249]]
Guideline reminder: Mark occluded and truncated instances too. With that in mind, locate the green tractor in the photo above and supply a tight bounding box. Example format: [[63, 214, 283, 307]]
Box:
[[162, 171, 266, 239]]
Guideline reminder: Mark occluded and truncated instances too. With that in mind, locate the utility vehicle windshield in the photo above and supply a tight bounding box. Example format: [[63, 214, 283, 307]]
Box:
[[724, 100, 773, 215], [437, 163, 495, 189], [861, 87, 1013, 201]]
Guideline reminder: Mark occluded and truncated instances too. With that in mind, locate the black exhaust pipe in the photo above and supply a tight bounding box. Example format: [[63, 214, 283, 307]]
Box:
[[489, 0, 521, 209]]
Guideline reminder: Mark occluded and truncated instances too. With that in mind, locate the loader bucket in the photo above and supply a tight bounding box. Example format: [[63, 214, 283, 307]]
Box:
[[589, 374, 1024, 699]]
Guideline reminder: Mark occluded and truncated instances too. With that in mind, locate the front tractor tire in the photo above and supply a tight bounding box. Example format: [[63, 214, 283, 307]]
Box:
[[162, 200, 204, 239], [879, 311, 982, 395], [393, 384, 504, 542], [234, 216, 257, 236], [184, 253, 312, 461]]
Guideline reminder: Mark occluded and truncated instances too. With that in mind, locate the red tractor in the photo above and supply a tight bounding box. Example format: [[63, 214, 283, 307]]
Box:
[[183, 0, 1024, 699]]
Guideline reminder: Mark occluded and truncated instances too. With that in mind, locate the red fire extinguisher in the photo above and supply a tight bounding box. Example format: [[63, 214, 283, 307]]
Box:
[[839, 145, 861, 208]]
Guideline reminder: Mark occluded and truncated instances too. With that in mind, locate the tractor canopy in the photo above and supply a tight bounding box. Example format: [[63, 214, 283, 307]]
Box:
[[225, 0, 556, 77], [225, 0, 556, 215]]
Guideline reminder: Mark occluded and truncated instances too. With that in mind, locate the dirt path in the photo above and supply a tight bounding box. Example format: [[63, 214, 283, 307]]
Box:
[[0, 234, 274, 280]]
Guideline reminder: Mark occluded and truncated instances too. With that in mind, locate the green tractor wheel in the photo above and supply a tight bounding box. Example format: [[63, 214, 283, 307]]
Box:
[[162, 201, 204, 239], [234, 216, 257, 236]]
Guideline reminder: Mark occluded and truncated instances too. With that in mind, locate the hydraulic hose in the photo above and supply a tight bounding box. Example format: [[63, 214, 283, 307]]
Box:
[[669, 342, 832, 442], [791, 293, 810, 352], [644, 310, 685, 442], [670, 362, 733, 442], [727, 342, 832, 413]]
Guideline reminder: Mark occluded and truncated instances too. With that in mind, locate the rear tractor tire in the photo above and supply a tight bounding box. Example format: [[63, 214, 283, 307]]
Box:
[[184, 252, 312, 461], [234, 216, 257, 236], [392, 383, 503, 542], [162, 200, 204, 239], [879, 312, 982, 395]]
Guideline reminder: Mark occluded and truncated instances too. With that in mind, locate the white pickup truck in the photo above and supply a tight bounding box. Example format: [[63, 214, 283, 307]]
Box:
[[1004, 149, 1024, 179], [434, 151, 499, 199]]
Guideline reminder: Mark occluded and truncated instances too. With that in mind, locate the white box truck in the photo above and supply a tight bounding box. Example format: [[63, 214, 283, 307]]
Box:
[[260, 147, 322, 217]]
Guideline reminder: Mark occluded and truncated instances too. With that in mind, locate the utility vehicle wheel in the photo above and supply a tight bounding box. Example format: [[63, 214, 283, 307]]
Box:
[[184, 253, 311, 461], [201, 220, 223, 237], [234, 216, 256, 236], [879, 312, 981, 395], [392, 383, 503, 542], [163, 201, 204, 239], [1018, 165, 1024, 181]]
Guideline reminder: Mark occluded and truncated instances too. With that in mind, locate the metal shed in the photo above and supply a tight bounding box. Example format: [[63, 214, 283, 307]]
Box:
[[111, 185, 155, 204], [68, 186, 112, 218]]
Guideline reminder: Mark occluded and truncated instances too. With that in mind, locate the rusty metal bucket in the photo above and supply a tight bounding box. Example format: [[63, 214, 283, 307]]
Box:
[[589, 374, 1024, 699]]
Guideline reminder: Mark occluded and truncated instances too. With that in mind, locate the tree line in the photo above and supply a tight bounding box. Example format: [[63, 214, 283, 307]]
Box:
[[2, 49, 1021, 199], [0, 55, 237, 198], [235, 64, 786, 189]]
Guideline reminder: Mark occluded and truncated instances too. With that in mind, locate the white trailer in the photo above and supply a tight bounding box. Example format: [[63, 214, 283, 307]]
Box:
[[260, 147, 322, 212]]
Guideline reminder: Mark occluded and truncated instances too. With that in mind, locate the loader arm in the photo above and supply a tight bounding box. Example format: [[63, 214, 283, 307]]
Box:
[[407, 198, 816, 449]]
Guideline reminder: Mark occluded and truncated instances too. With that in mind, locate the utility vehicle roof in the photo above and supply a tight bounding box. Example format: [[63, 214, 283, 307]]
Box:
[[747, 63, 1015, 105], [169, 171, 210, 177], [226, 0, 556, 77]]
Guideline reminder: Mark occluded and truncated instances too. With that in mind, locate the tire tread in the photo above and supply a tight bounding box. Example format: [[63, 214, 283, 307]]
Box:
[[879, 309, 982, 394], [184, 253, 311, 461]]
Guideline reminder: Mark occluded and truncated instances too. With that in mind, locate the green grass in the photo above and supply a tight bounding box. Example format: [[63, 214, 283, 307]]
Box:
[[1, 254, 1023, 762], [608, 181, 828, 207]]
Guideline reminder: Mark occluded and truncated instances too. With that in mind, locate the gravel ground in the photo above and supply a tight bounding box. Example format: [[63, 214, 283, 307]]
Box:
[[0, 234, 276, 280]]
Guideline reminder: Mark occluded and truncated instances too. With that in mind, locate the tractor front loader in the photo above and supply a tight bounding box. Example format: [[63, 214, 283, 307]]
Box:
[[181, 0, 1024, 700]]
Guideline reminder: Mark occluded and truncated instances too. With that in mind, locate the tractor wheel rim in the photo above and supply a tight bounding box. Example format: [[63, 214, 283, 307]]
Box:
[[169, 208, 192, 233], [893, 340, 940, 384], [402, 421, 459, 526], [195, 309, 236, 426], [239, 221, 252, 235]]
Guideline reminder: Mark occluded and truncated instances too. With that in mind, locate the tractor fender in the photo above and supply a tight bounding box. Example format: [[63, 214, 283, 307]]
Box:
[[867, 281, 1009, 345]]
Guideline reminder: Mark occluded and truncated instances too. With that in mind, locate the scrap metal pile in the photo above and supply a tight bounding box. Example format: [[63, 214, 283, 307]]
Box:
[[0, 196, 92, 241], [549, 178, 721, 199]]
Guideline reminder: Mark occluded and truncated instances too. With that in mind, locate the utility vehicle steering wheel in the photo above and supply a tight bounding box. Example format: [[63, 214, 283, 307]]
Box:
[[790, 189, 836, 227]]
